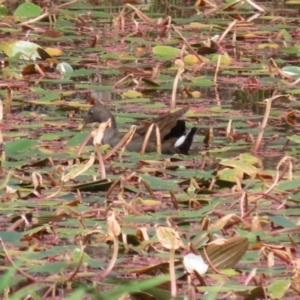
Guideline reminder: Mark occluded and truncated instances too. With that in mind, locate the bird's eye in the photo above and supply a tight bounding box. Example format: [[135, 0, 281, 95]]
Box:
[[88, 109, 93, 115]]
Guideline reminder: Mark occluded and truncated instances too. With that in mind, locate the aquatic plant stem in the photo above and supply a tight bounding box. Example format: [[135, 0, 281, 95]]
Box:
[[245, 0, 265, 12], [77, 133, 92, 156], [100, 236, 119, 280], [0, 238, 36, 282], [218, 20, 237, 44], [65, 242, 85, 281], [214, 54, 221, 85], [95, 145, 106, 179], [171, 59, 185, 109], [270, 58, 292, 79], [101, 213, 121, 280], [251, 156, 294, 203], [169, 247, 176, 299], [117, 125, 137, 160], [171, 25, 204, 63], [253, 95, 282, 153], [140, 123, 161, 155]]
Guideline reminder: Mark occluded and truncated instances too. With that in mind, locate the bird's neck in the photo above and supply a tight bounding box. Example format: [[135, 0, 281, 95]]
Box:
[[101, 107, 119, 144]]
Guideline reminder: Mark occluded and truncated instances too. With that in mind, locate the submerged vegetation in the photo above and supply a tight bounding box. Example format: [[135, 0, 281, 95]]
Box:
[[1, 0, 300, 299]]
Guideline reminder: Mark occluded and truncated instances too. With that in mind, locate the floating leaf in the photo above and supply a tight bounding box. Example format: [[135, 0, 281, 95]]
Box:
[[61, 153, 95, 182], [5, 139, 38, 155], [218, 167, 243, 183], [123, 90, 143, 98], [220, 159, 258, 176], [190, 91, 201, 98], [267, 279, 290, 299], [155, 226, 184, 250], [0, 5, 8, 15], [152, 45, 181, 59], [287, 135, 300, 143], [276, 178, 300, 191], [45, 47, 63, 57], [183, 54, 200, 65], [238, 153, 260, 165], [14, 2, 42, 19], [1, 40, 40, 60], [282, 66, 300, 77], [211, 54, 233, 65], [191, 77, 215, 87], [268, 216, 297, 228], [257, 43, 279, 50]]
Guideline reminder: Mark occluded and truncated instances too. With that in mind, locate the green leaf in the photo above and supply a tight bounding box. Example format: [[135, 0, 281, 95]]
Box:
[[152, 45, 181, 59], [220, 159, 258, 176], [123, 90, 143, 98], [268, 216, 297, 228], [102, 275, 170, 298], [1, 40, 41, 60], [0, 5, 8, 16], [191, 77, 215, 87], [140, 174, 180, 191], [14, 2, 42, 19], [66, 132, 88, 146], [211, 54, 232, 65], [30, 262, 70, 273], [0, 231, 23, 246], [75, 84, 112, 91], [65, 290, 87, 300], [287, 134, 300, 143], [276, 178, 300, 191], [267, 279, 291, 299], [36, 91, 61, 102], [239, 153, 260, 164], [5, 139, 38, 155], [281, 29, 292, 41], [40, 132, 74, 141], [282, 66, 300, 76], [218, 167, 243, 182], [7, 283, 43, 300], [0, 264, 17, 294]]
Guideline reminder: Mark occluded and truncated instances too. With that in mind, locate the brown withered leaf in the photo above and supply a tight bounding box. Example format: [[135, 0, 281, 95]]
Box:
[[37, 47, 52, 60], [155, 225, 185, 250], [201, 236, 249, 269], [43, 29, 63, 38], [129, 260, 182, 275], [203, 127, 213, 146], [22, 63, 47, 75], [286, 110, 299, 127], [142, 78, 161, 86], [130, 292, 157, 300], [107, 212, 121, 237]]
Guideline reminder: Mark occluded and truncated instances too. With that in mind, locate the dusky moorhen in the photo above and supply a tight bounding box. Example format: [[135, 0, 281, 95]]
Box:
[[83, 102, 197, 154]]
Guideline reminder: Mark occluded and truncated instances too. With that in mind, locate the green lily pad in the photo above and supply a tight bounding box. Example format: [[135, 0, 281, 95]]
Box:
[[1, 40, 41, 60], [152, 45, 181, 60], [14, 2, 42, 19]]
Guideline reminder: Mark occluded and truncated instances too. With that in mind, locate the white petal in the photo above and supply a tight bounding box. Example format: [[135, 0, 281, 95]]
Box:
[[183, 253, 208, 275]]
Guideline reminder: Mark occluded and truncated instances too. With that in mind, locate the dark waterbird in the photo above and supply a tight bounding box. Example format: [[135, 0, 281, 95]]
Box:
[[83, 102, 197, 154]]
